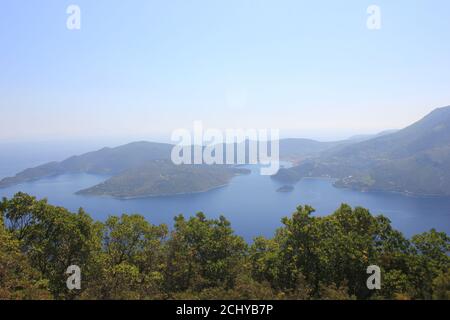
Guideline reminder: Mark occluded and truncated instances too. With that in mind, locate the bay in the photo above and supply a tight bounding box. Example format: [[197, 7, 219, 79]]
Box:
[[1, 165, 449, 242]]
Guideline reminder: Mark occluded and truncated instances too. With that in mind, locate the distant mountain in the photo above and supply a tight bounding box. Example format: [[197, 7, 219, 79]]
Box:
[[347, 130, 398, 142], [274, 106, 450, 196], [0, 141, 173, 188], [0, 141, 253, 197], [77, 160, 249, 198], [279, 138, 346, 161], [1, 138, 341, 197], [1, 118, 436, 197], [0, 138, 350, 189]]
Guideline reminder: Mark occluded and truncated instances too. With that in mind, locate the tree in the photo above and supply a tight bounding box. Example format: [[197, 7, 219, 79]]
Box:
[[1, 193, 102, 299], [84, 214, 167, 299], [408, 229, 450, 299], [164, 213, 247, 294], [432, 271, 450, 300], [0, 214, 50, 299], [1, 193, 449, 300], [249, 236, 280, 286], [253, 204, 414, 299]]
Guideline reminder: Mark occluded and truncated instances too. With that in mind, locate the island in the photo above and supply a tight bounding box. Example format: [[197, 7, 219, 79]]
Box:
[[76, 160, 250, 198], [276, 185, 294, 193]]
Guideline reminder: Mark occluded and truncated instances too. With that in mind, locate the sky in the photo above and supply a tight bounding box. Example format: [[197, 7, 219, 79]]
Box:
[[0, 0, 450, 142]]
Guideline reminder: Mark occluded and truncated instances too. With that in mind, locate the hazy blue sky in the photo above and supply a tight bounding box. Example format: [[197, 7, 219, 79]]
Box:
[[1, 0, 450, 142]]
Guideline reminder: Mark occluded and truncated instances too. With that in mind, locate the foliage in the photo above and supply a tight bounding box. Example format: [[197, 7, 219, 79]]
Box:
[[0, 213, 50, 299], [1, 193, 449, 300]]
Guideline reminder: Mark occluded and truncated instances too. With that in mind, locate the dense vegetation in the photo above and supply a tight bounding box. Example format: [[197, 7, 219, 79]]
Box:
[[1, 192, 448, 300], [77, 161, 249, 198]]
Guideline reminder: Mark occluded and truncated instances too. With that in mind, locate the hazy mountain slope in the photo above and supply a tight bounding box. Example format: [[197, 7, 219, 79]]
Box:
[[0, 141, 173, 187], [346, 130, 398, 142], [76, 160, 250, 198], [279, 138, 346, 160], [274, 106, 450, 196], [330, 107, 450, 161], [60, 141, 173, 174]]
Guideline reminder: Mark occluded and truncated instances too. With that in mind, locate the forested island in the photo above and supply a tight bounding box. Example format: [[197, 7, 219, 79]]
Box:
[[1, 192, 448, 300], [76, 160, 250, 198]]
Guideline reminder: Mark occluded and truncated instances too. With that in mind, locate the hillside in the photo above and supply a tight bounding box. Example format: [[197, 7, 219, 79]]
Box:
[[0, 138, 346, 189], [278, 138, 346, 161], [76, 160, 249, 198], [274, 106, 450, 196], [0, 141, 173, 188]]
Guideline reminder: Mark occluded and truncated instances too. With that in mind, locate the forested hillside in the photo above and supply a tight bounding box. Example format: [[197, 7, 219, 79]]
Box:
[[274, 106, 450, 196], [1, 193, 448, 300], [77, 161, 250, 198]]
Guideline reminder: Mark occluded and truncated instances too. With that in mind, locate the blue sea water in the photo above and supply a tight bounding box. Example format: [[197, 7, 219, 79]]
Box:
[[1, 163, 449, 242]]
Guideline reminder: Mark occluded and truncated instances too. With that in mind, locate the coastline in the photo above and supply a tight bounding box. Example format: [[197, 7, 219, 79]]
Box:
[[286, 176, 450, 199], [92, 183, 231, 200], [76, 168, 251, 200]]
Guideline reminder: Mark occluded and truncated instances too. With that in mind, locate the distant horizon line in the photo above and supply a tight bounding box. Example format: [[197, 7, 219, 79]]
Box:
[[0, 129, 395, 145], [3, 104, 448, 145]]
